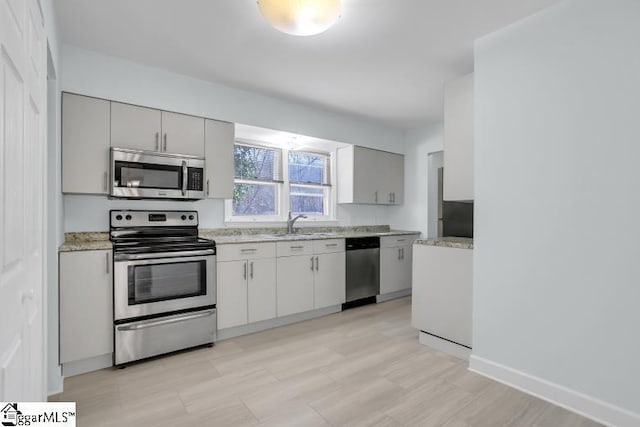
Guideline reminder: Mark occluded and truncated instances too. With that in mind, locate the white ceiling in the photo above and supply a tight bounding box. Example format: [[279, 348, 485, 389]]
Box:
[[54, 0, 559, 130]]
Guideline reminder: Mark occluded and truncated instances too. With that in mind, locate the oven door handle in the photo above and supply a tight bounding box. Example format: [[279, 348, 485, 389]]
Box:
[[116, 309, 216, 331], [182, 160, 188, 197], [114, 249, 215, 261]]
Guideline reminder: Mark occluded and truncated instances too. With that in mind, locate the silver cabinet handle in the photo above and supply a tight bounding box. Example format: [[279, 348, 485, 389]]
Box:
[[398, 248, 401, 260], [310, 257, 314, 271], [401, 248, 405, 260], [181, 160, 187, 197], [374, 191, 378, 203], [240, 248, 257, 253], [206, 179, 210, 197], [389, 193, 393, 203], [106, 252, 111, 274], [155, 132, 159, 151], [243, 261, 247, 280], [163, 133, 167, 151], [103, 171, 108, 192], [117, 309, 215, 331], [290, 245, 304, 250], [250, 261, 254, 279], [325, 243, 338, 247], [315, 256, 319, 271]]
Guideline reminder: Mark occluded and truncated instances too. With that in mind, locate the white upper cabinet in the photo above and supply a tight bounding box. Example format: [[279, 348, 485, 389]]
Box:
[[337, 145, 404, 205], [443, 73, 474, 201], [161, 111, 205, 157], [62, 93, 111, 194], [111, 102, 162, 152], [205, 119, 234, 199], [111, 102, 205, 156]]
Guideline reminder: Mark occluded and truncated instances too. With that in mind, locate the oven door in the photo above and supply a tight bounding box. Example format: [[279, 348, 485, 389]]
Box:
[[113, 250, 216, 321], [111, 148, 205, 199]]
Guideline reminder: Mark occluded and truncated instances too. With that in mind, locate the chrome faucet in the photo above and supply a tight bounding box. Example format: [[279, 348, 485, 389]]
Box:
[[287, 211, 307, 234]]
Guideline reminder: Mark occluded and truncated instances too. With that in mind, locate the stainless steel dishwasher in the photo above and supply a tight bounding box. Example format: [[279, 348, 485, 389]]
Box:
[[344, 236, 380, 308]]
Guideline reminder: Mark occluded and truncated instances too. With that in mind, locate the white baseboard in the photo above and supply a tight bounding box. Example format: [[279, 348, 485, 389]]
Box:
[[418, 331, 471, 360], [217, 305, 342, 340], [61, 353, 113, 378], [469, 355, 640, 427], [376, 288, 411, 303]]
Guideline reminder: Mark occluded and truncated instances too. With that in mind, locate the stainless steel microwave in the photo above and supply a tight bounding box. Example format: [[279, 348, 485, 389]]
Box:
[[110, 148, 205, 200]]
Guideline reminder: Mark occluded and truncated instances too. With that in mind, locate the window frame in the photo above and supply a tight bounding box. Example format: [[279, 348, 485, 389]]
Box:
[[225, 142, 336, 224]]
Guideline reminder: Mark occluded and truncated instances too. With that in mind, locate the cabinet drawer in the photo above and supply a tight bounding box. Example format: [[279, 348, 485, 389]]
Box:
[[217, 242, 276, 262], [313, 239, 345, 254], [276, 240, 314, 257], [380, 235, 418, 248]]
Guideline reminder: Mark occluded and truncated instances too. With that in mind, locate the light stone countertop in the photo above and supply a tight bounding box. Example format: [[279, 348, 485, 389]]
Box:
[[59, 227, 422, 252], [415, 237, 474, 250]]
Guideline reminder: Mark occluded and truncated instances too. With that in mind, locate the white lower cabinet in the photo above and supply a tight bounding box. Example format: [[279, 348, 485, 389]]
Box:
[[216, 243, 277, 329], [59, 250, 113, 364], [380, 235, 419, 295], [276, 255, 315, 317], [277, 239, 346, 316], [314, 252, 346, 309], [217, 260, 249, 329], [247, 258, 277, 323]]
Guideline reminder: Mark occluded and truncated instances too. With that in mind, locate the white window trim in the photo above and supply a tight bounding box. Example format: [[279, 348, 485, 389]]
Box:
[[225, 146, 337, 224]]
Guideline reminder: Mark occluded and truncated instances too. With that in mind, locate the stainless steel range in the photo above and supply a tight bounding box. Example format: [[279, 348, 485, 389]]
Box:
[[110, 210, 216, 365]]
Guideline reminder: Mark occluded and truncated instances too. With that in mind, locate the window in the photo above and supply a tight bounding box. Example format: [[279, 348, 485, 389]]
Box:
[[232, 143, 283, 218], [288, 151, 331, 217], [227, 142, 334, 222]]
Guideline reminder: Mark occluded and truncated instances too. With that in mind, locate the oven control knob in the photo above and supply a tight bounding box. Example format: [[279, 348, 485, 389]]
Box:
[[125, 215, 132, 221], [115, 215, 123, 221], [189, 215, 194, 220], [181, 215, 187, 220]]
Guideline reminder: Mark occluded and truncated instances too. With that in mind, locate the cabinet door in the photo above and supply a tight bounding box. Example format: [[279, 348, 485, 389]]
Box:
[[314, 252, 346, 308], [388, 153, 404, 205], [352, 146, 380, 204], [276, 255, 315, 317], [62, 93, 111, 194], [60, 250, 113, 363], [161, 111, 205, 157], [205, 119, 234, 199], [380, 247, 404, 294], [217, 260, 248, 329], [443, 73, 474, 201], [111, 102, 162, 151], [248, 258, 277, 323]]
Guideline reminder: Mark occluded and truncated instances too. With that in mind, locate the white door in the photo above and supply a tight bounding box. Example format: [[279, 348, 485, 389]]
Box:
[[111, 102, 162, 152], [314, 252, 345, 308], [161, 111, 205, 156], [0, 0, 47, 400], [216, 260, 248, 329], [247, 258, 276, 323], [276, 255, 315, 317]]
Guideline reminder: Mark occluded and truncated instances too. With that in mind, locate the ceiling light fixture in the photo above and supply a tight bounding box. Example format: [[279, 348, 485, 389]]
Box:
[[257, 0, 341, 36]]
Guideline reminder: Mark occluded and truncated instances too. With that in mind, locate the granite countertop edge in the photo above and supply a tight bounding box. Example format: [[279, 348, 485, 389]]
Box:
[[59, 229, 422, 252], [415, 237, 474, 250]]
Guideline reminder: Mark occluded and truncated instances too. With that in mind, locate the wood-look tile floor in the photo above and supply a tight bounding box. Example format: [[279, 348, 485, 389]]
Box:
[[50, 298, 601, 427]]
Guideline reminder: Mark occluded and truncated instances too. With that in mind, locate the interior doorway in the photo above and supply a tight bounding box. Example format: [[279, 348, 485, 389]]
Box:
[[427, 151, 443, 238]]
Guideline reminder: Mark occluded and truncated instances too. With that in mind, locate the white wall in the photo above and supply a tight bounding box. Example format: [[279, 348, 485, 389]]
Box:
[[389, 125, 443, 236], [60, 45, 405, 232], [473, 0, 640, 422]]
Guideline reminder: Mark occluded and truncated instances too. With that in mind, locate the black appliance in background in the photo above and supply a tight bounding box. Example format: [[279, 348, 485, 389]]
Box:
[[442, 201, 474, 238]]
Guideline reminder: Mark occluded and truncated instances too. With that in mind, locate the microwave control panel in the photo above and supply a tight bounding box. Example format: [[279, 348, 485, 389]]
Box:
[[187, 167, 204, 191]]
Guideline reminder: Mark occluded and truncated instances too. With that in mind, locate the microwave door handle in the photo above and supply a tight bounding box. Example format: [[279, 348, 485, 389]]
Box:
[[182, 161, 187, 197]]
